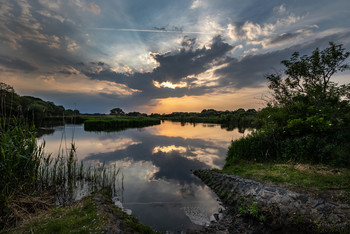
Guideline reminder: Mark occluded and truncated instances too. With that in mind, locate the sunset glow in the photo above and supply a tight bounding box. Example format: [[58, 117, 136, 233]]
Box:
[[0, 0, 349, 113]]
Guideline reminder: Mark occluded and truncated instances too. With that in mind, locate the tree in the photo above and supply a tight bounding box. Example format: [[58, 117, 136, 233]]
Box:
[[266, 42, 350, 107], [110, 107, 125, 116]]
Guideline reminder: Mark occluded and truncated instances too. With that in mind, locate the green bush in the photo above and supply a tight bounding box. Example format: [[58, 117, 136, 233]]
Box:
[[225, 125, 350, 167], [228, 43, 350, 168]]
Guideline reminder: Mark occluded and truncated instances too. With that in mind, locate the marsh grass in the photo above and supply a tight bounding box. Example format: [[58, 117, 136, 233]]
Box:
[[9, 199, 106, 233], [0, 118, 122, 230], [9, 189, 156, 234], [84, 116, 160, 131]]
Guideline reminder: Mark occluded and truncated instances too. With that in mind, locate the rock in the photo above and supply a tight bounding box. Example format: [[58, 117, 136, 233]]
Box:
[[297, 195, 309, 204], [210, 214, 217, 223], [214, 213, 220, 221], [293, 201, 301, 209], [114, 200, 123, 209], [340, 204, 350, 209], [123, 208, 132, 216], [265, 186, 277, 192], [193, 169, 350, 233], [218, 206, 226, 213], [311, 199, 324, 208], [280, 196, 292, 206], [278, 188, 287, 196], [328, 214, 341, 223]]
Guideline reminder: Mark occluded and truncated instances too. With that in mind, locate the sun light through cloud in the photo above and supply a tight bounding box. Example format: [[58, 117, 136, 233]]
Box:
[[153, 81, 188, 89], [0, 0, 349, 113]]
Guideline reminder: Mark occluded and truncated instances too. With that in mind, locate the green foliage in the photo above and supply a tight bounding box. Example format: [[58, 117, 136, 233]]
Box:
[[110, 107, 125, 116], [238, 199, 265, 222], [162, 108, 257, 125], [84, 116, 161, 131], [223, 161, 350, 200], [11, 200, 105, 233], [0, 119, 43, 218], [0, 119, 122, 229], [0, 82, 74, 127], [226, 42, 350, 167], [266, 42, 350, 107]]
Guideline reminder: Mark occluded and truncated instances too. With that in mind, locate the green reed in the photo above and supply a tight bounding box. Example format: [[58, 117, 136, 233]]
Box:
[[0, 119, 122, 229]]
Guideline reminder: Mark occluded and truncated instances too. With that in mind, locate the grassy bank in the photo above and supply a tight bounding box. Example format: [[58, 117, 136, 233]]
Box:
[[84, 116, 161, 131], [6, 190, 155, 234], [221, 43, 350, 201], [221, 161, 350, 204]]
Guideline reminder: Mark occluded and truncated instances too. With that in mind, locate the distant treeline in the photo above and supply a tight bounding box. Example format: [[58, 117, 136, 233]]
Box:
[[1, 82, 257, 129], [0, 82, 79, 127], [150, 108, 258, 124]]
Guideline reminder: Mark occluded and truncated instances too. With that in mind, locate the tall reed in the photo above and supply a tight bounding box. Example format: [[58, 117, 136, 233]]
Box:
[[0, 119, 122, 229]]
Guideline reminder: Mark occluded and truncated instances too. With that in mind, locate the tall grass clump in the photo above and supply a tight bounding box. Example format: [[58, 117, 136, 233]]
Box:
[[0, 119, 43, 220], [0, 119, 122, 230]]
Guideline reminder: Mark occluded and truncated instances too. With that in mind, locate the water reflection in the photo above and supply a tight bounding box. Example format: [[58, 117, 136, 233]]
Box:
[[39, 121, 248, 232]]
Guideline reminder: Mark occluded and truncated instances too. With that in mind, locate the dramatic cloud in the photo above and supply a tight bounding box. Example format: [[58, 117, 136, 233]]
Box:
[[0, 56, 37, 72], [0, 0, 349, 113]]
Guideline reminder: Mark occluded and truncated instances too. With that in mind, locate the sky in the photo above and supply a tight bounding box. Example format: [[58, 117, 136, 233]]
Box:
[[0, 0, 349, 114]]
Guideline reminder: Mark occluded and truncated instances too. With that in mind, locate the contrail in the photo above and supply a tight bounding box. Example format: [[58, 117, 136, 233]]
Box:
[[89, 27, 211, 35]]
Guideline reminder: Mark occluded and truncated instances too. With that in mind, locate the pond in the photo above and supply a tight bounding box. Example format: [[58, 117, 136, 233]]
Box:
[[39, 120, 249, 232]]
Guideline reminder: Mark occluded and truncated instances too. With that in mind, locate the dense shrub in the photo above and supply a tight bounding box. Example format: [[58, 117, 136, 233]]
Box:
[[225, 42, 350, 168]]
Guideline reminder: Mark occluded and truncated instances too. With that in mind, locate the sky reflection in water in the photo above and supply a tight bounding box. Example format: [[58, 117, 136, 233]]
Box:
[[40, 121, 249, 232]]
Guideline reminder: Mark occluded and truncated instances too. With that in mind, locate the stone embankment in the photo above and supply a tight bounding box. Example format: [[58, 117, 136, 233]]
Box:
[[194, 169, 350, 233]]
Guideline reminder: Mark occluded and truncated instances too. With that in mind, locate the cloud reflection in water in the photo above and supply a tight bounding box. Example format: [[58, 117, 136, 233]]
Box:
[[40, 121, 248, 232]]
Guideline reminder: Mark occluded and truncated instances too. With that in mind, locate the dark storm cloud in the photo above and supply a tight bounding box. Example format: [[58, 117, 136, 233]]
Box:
[[151, 36, 234, 83], [78, 36, 233, 83], [46, 35, 233, 111], [75, 36, 234, 102], [71, 31, 350, 108], [0, 56, 37, 71]]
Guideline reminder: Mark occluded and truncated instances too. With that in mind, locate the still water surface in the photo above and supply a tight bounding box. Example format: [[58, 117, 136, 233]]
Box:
[[40, 121, 249, 232]]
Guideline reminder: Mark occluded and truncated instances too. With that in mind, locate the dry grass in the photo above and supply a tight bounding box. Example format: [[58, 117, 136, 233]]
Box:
[[1, 191, 54, 231]]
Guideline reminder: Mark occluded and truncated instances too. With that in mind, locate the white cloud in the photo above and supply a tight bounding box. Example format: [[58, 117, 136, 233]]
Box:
[[37, 9, 65, 23], [152, 145, 187, 154], [0, 1, 68, 50], [226, 12, 306, 53], [64, 36, 80, 52], [2, 70, 140, 97], [227, 21, 275, 42], [38, 0, 61, 10], [190, 0, 204, 9], [153, 81, 188, 89], [89, 2, 101, 15], [274, 5, 286, 14]]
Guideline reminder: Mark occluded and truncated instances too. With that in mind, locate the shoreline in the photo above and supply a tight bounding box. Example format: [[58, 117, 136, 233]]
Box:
[[193, 169, 350, 233]]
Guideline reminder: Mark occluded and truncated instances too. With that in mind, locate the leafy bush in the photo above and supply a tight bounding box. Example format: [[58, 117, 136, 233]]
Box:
[[226, 42, 350, 168]]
